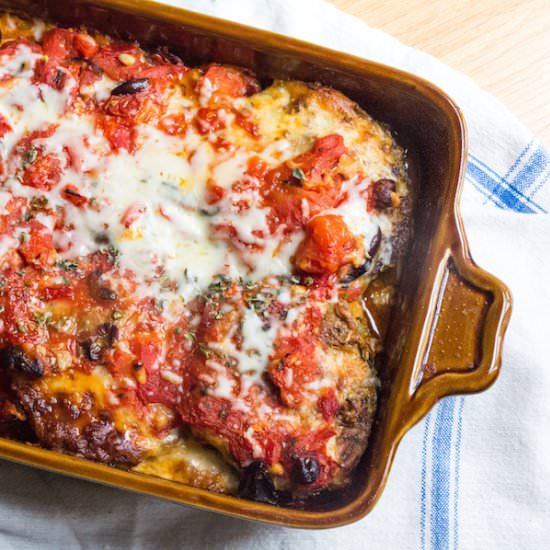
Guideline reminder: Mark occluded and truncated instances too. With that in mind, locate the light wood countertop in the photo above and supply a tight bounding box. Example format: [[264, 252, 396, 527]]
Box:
[[329, 0, 550, 146]]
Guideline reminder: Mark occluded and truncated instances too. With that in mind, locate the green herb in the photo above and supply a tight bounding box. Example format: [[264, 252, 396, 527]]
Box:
[[17, 324, 26, 334], [0, 306, 4, 313], [23, 144, 38, 166], [304, 276, 314, 286], [184, 331, 196, 342], [30, 195, 48, 210], [290, 275, 300, 285], [19, 232, 28, 243], [159, 275, 172, 290], [240, 278, 257, 290], [112, 310, 123, 320], [15, 269, 25, 276], [174, 327, 183, 334], [292, 167, 305, 181], [33, 312, 46, 325], [61, 276, 70, 285], [199, 343, 212, 358], [0, 278, 6, 288], [202, 274, 233, 306], [56, 259, 79, 271], [106, 246, 121, 266]]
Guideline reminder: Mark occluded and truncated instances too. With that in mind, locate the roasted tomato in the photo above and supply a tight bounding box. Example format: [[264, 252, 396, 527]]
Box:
[[204, 179, 226, 205], [196, 64, 260, 106], [268, 334, 320, 407], [92, 44, 147, 81], [34, 29, 82, 90], [61, 184, 88, 207], [17, 220, 55, 266], [261, 134, 347, 230], [21, 152, 62, 190], [98, 116, 136, 152], [194, 107, 227, 135], [0, 114, 12, 137], [295, 214, 359, 274], [12, 125, 63, 190]]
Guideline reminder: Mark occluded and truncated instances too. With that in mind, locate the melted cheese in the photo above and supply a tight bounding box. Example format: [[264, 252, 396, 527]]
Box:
[[0, 27, 408, 490]]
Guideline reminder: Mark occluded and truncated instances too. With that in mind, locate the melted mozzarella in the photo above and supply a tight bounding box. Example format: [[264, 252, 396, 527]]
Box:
[[0, 42, 404, 400]]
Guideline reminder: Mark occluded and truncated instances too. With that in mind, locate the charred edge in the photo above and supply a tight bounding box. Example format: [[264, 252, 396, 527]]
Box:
[[0, 346, 44, 379], [238, 460, 280, 505]]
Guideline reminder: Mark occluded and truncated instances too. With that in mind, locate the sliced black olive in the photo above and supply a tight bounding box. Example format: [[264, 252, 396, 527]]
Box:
[[52, 69, 65, 88], [339, 262, 368, 284], [88, 271, 118, 302], [81, 339, 103, 361], [111, 78, 150, 96], [97, 323, 119, 345], [98, 286, 118, 301], [0, 345, 44, 378], [238, 460, 279, 505], [368, 226, 382, 258], [291, 455, 320, 485], [338, 228, 382, 284], [372, 178, 396, 209]]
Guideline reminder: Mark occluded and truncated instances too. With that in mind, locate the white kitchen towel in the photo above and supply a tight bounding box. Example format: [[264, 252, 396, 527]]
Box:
[[1, 1, 548, 549]]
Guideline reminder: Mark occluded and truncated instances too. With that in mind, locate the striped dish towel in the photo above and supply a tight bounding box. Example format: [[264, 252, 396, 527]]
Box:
[[1, 1, 548, 548]]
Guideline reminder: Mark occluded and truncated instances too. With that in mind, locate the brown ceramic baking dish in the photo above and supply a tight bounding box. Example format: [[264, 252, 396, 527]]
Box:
[[0, 0, 512, 528]]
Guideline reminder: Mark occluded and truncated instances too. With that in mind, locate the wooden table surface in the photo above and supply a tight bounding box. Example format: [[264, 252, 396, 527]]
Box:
[[329, 0, 550, 146]]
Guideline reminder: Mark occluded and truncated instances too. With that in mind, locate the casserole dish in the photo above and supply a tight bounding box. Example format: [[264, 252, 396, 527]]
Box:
[[0, 0, 511, 528]]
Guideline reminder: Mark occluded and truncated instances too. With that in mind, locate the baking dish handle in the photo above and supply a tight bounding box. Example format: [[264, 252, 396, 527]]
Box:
[[404, 245, 512, 426]]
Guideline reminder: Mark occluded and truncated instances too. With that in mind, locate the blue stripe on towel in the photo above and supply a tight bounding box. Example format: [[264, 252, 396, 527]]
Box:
[[504, 142, 532, 181], [467, 158, 544, 213], [509, 145, 550, 195], [467, 153, 548, 213], [430, 398, 456, 550]]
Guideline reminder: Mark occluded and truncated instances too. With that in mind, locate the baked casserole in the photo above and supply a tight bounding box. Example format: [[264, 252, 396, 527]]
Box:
[[0, 14, 412, 505]]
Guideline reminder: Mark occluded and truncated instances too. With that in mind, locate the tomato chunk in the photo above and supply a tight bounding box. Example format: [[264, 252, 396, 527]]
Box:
[[34, 29, 75, 89], [262, 134, 347, 230], [295, 214, 359, 274], [317, 389, 340, 421], [194, 108, 227, 135], [61, 184, 88, 207], [99, 116, 136, 152], [92, 44, 147, 81], [21, 152, 62, 191], [18, 221, 54, 265], [197, 64, 259, 105], [121, 203, 146, 227], [0, 114, 12, 137], [43, 285, 75, 301], [204, 179, 226, 205]]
